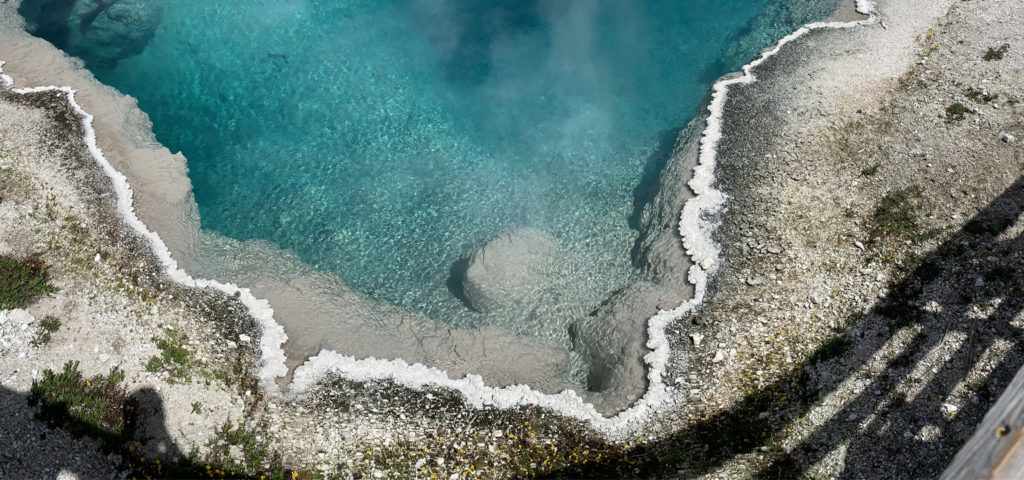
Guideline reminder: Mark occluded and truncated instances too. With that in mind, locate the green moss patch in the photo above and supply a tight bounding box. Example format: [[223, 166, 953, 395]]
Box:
[[871, 187, 924, 242]]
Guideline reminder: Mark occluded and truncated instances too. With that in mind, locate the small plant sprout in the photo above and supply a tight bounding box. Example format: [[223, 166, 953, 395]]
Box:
[[983, 43, 1010, 61], [945, 102, 973, 122], [965, 87, 998, 104], [31, 315, 62, 347], [191, 401, 203, 415], [861, 163, 881, 176]]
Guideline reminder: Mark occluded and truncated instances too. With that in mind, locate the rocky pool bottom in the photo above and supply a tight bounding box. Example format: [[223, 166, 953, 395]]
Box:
[[0, 14, 707, 417]]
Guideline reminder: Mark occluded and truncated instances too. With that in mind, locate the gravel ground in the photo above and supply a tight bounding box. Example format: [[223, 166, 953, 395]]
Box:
[[0, 88, 255, 478], [598, 0, 1024, 478]]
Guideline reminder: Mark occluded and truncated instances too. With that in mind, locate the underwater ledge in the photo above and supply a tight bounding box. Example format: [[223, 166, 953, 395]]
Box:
[[0, 0, 877, 438]]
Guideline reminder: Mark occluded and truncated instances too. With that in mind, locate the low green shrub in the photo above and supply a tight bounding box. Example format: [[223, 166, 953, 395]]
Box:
[[945, 102, 973, 121], [28, 361, 133, 452], [0, 255, 58, 309]]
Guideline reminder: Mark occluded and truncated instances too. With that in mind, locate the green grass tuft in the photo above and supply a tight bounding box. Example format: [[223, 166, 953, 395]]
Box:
[[965, 87, 998, 104], [0, 255, 58, 309], [145, 355, 164, 373], [156, 337, 189, 366], [145, 334, 194, 382], [808, 335, 852, 364]]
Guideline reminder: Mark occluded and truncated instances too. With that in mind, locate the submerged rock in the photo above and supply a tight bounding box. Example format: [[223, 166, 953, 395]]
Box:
[[567, 115, 704, 414], [20, 0, 163, 67], [568, 282, 662, 414], [458, 228, 561, 313]]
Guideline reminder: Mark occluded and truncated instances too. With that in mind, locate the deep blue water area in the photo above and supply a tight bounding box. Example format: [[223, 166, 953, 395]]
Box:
[[20, 0, 835, 337]]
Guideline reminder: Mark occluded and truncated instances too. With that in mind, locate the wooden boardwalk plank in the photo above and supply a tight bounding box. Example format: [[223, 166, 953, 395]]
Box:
[[943, 365, 1024, 479]]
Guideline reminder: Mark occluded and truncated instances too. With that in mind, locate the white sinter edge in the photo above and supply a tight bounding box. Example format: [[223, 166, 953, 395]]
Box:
[[0, 1, 876, 440], [0, 61, 13, 87]]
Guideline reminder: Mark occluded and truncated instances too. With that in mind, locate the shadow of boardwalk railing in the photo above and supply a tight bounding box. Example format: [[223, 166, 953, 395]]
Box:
[[0, 380, 279, 479], [539, 176, 1024, 479]]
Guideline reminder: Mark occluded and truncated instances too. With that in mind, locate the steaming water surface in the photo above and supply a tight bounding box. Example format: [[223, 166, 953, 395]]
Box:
[[19, 0, 837, 394]]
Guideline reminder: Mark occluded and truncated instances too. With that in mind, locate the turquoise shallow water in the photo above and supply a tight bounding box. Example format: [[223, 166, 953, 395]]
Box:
[[20, 0, 834, 345]]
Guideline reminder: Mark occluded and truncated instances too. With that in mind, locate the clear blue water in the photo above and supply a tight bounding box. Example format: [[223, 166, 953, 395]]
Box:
[[21, 0, 834, 337]]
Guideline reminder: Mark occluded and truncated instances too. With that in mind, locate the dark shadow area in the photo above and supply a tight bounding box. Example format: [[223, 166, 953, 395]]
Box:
[[0, 383, 114, 478], [538, 175, 1024, 478], [132, 387, 184, 463], [17, 0, 162, 69], [0, 381, 279, 479], [446, 255, 473, 308], [628, 126, 685, 232], [406, 0, 543, 86]]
